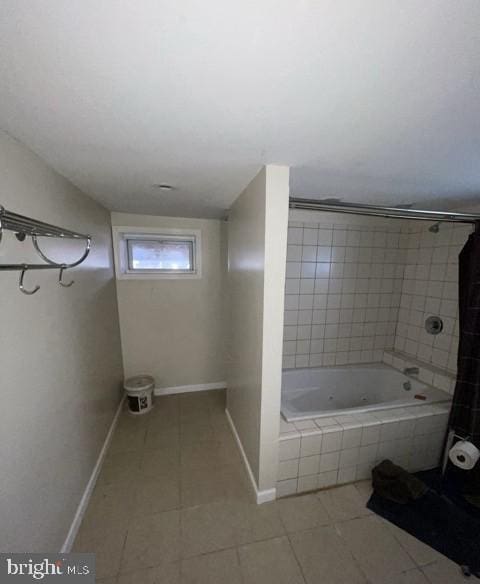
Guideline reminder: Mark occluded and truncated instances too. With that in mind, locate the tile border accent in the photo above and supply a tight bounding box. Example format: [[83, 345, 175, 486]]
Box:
[[154, 381, 227, 396], [61, 395, 125, 552], [225, 408, 276, 505]]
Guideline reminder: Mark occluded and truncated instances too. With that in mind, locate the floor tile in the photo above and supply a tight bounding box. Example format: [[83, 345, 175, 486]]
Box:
[[149, 395, 180, 419], [422, 558, 472, 583], [116, 562, 180, 584], [180, 465, 229, 507], [232, 501, 285, 545], [73, 525, 127, 579], [116, 411, 149, 434], [209, 415, 232, 438], [179, 392, 213, 413], [121, 510, 181, 573], [144, 425, 180, 451], [181, 549, 242, 584], [140, 446, 179, 478], [97, 451, 141, 486], [180, 440, 231, 471], [336, 516, 415, 583], [221, 465, 253, 503], [108, 422, 147, 455], [385, 568, 431, 584], [81, 481, 136, 532], [317, 484, 371, 522], [180, 420, 215, 445], [354, 480, 373, 506], [179, 403, 211, 423], [289, 525, 367, 584], [352, 477, 442, 569], [382, 519, 445, 566], [180, 501, 237, 557], [238, 536, 305, 584], [133, 474, 180, 516], [76, 390, 438, 584], [277, 494, 331, 533]]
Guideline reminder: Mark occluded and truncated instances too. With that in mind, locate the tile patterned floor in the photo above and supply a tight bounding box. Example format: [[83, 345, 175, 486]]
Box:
[[74, 390, 468, 583]]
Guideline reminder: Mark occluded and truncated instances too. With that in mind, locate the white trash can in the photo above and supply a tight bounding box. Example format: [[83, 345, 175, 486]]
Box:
[[124, 375, 154, 415]]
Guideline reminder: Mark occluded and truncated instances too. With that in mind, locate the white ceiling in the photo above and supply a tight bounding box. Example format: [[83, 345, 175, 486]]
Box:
[[1, 1, 479, 218]]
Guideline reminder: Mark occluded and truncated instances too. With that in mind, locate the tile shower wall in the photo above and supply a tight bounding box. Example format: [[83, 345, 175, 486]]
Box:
[[394, 222, 473, 375], [283, 218, 405, 368]]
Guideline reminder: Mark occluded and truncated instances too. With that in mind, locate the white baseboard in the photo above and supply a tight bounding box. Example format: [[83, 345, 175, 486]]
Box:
[[256, 486, 277, 504], [154, 381, 227, 396], [225, 408, 276, 505], [61, 395, 125, 553]]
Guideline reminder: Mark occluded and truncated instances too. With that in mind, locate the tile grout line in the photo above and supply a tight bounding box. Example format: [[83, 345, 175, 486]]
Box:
[[331, 517, 380, 584], [234, 546, 246, 584], [284, 532, 308, 584]]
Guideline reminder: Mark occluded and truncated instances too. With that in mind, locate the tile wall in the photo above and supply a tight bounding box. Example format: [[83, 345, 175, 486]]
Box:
[[277, 400, 450, 497], [283, 213, 472, 378], [283, 218, 405, 368], [394, 222, 473, 375]]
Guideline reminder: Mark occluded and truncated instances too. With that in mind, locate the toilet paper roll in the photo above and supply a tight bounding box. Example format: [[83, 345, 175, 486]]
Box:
[[449, 440, 480, 470]]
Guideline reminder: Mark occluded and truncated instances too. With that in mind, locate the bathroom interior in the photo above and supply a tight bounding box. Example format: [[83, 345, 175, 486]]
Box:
[[278, 205, 470, 497], [1, 2, 480, 583]]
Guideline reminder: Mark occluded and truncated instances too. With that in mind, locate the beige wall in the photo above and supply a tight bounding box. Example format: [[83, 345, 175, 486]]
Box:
[[226, 165, 289, 494], [0, 131, 124, 551], [111, 213, 226, 388]]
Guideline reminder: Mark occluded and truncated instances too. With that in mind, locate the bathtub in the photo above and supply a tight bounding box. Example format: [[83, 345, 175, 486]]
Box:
[[281, 364, 451, 422]]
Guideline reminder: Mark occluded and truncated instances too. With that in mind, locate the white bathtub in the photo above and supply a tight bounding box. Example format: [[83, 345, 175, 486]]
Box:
[[281, 364, 451, 422]]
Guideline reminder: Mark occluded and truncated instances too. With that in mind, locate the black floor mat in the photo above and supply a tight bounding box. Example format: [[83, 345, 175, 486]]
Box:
[[367, 468, 480, 578]]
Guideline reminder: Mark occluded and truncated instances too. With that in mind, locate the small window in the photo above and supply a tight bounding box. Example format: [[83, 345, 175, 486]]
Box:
[[127, 238, 194, 273], [112, 226, 202, 280]]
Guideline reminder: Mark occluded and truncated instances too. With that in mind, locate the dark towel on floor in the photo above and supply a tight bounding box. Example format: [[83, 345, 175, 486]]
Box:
[[372, 459, 428, 504], [368, 467, 480, 578]]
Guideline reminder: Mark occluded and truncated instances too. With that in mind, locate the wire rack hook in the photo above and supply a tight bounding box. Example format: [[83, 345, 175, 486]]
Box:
[[58, 266, 74, 288], [19, 265, 40, 295]]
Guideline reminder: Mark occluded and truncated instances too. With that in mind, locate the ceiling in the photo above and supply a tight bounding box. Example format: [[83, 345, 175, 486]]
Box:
[[1, 1, 479, 218]]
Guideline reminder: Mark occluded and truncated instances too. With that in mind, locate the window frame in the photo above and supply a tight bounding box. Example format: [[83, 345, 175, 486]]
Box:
[[112, 226, 202, 280]]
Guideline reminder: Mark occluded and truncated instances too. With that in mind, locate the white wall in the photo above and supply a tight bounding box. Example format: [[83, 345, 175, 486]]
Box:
[[226, 165, 289, 495], [0, 131, 124, 551], [111, 213, 226, 389]]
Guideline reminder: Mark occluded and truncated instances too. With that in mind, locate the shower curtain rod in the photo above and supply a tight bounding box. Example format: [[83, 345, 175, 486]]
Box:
[[289, 198, 480, 225]]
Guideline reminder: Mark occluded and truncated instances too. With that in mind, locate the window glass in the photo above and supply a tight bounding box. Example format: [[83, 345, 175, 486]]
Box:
[[127, 239, 194, 271]]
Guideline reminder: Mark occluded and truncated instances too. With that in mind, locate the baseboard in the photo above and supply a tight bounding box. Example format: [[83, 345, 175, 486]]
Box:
[[154, 381, 227, 396], [256, 487, 277, 504], [61, 395, 125, 553], [225, 408, 277, 504]]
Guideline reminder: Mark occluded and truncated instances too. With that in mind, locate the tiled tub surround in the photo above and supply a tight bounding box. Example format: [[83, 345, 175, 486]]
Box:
[[394, 221, 473, 375], [283, 215, 472, 377], [277, 401, 450, 498], [283, 218, 405, 369]]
